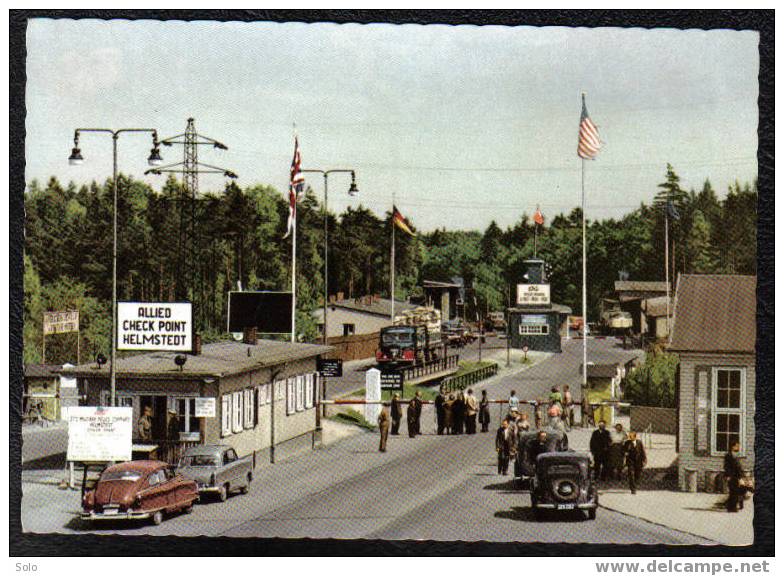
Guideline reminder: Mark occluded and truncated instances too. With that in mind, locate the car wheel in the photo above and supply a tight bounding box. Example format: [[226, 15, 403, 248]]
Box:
[[218, 484, 228, 502], [588, 508, 597, 520], [183, 501, 194, 514], [151, 510, 164, 525]]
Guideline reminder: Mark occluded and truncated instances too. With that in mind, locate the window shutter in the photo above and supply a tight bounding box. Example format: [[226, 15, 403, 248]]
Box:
[[232, 391, 243, 433], [244, 389, 254, 429], [694, 367, 710, 456], [221, 395, 232, 437], [286, 379, 295, 415], [304, 373, 314, 409], [296, 375, 305, 412]]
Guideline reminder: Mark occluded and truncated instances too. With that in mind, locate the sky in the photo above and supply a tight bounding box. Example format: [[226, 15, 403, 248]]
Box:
[[25, 19, 759, 232]]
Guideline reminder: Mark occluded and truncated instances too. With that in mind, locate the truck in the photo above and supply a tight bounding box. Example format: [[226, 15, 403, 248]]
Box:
[[376, 306, 443, 366], [599, 299, 633, 335]]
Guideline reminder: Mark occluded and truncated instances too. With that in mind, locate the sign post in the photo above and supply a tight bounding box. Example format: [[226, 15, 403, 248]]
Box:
[[66, 406, 133, 463], [516, 284, 551, 306], [380, 371, 404, 392], [365, 368, 381, 424], [43, 310, 80, 364], [117, 302, 192, 352]]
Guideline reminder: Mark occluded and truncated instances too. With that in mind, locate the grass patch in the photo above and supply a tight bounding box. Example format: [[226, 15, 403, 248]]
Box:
[[585, 380, 614, 424], [328, 408, 376, 431], [453, 360, 496, 377]]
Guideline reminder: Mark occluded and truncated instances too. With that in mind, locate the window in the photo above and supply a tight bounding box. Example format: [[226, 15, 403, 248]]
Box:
[[286, 379, 296, 415], [304, 373, 315, 409], [343, 323, 356, 336], [232, 391, 243, 433], [519, 324, 549, 335], [295, 375, 305, 412], [175, 398, 199, 435], [223, 448, 237, 465], [221, 395, 232, 437], [711, 367, 746, 455], [117, 396, 133, 409], [243, 389, 255, 429]]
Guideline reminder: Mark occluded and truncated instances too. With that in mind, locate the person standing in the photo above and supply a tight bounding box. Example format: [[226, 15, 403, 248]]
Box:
[[444, 393, 455, 434], [495, 418, 515, 475], [377, 406, 390, 452], [590, 420, 611, 480], [435, 387, 446, 435], [528, 430, 550, 464], [390, 392, 402, 435], [508, 390, 520, 415], [609, 422, 628, 480], [623, 431, 647, 494], [413, 390, 423, 436], [549, 386, 563, 407], [562, 385, 574, 430], [581, 395, 595, 428], [406, 397, 418, 438], [464, 388, 478, 434], [724, 441, 750, 512], [453, 392, 465, 434], [137, 405, 153, 442], [479, 390, 491, 432], [547, 402, 563, 431]]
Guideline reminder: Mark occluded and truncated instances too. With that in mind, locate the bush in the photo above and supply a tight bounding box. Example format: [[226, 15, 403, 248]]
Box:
[[623, 347, 679, 408]]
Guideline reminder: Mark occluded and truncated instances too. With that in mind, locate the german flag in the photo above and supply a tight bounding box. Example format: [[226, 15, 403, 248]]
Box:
[[392, 205, 415, 236]]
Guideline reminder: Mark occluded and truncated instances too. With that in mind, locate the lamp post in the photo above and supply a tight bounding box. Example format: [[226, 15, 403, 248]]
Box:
[[69, 128, 162, 407], [300, 169, 359, 345]]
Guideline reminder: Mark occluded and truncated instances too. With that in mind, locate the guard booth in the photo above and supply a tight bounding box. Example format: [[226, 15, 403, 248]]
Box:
[[507, 259, 570, 353]]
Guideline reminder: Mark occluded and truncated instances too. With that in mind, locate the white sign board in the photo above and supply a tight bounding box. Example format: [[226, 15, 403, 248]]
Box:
[[516, 284, 551, 306], [365, 368, 381, 424], [67, 406, 133, 462], [117, 302, 192, 351], [194, 397, 216, 418], [60, 363, 77, 388], [43, 310, 79, 335]]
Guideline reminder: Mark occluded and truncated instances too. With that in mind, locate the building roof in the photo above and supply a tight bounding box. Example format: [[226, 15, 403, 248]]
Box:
[[669, 274, 756, 354], [642, 295, 672, 318], [62, 339, 333, 380], [509, 303, 572, 315], [423, 280, 462, 289], [326, 297, 416, 319], [580, 363, 620, 378], [24, 364, 62, 379], [615, 280, 670, 293]]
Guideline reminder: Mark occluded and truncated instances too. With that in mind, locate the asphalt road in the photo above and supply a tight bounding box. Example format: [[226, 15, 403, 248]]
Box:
[[22, 338, 706, 543]]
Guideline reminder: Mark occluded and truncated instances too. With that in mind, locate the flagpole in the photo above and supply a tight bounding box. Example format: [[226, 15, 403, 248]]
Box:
[[291, 197, 297, 343], [391, 195, 396, 321], [581, 158, 588, 396], [534, 222, 538, 258], [665, 197, 670, 335]]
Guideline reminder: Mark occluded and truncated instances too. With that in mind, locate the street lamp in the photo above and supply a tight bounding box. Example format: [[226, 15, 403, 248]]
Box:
[[300, 168, 359, 345], [69, 127, 161, 407]]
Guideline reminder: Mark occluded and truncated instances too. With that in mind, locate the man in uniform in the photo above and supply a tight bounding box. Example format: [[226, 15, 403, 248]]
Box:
[[390, 392, 402, 435], [624, 431, 647, 494], [413, 390, 423, 435], [137, 405, 153, 442], [377, 406, 390, 452], [724, 441, 751, 512]]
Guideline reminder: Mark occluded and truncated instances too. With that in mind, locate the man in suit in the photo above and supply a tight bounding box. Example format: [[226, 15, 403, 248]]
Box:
[[413, 390, 423, 435], [390, 393, 402, 435], [724, 441, 751, 512], [434, 387, 446, 435], [590, 420, 611, 480], [464, 388, 478, 434], [624, 431, 647, 494], [528, 430, 550, 465], [406, 397, 418, 438], [377, 406, 390, 452], [495, 418, 515, 475]]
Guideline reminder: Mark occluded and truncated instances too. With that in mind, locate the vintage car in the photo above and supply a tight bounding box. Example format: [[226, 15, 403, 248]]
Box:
[[513, 427, 569, 485], [530, 452, 598, 521], [82, 460, 198, 525], [176, 444, 253, 501]]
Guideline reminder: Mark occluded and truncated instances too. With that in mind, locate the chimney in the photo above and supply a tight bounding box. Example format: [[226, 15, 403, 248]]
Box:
[[243, 326, 257, 345], [191, 333, 202, 356]]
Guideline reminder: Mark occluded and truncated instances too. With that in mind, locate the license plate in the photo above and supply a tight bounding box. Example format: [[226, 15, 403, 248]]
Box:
[[557, 503, 575, 510], [103, 508, 119, 515]]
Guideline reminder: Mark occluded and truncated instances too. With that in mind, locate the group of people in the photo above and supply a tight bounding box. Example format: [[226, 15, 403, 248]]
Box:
[[590, 420, 647, 493], [433, 388, 491, 435]]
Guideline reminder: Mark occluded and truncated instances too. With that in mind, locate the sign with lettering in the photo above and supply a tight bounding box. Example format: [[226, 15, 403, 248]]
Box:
[[117, 302, 192, 351], [43, 310, 79, 335], [516, 284, 551, 306], [380, 371, 404, 391], [194, 397, 216, 418], [317, 358, 343, 378], [66, 406, 132, 462]]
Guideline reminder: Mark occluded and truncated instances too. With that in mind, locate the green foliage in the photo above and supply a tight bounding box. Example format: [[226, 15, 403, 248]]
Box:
[[623, 348, 680, 408]]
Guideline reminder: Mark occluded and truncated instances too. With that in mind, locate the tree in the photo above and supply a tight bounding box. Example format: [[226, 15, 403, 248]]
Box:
[[687, 210, 721, 273]]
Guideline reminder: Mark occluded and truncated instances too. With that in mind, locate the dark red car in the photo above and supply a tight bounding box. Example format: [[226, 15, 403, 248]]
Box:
[[82, 460, 198, 525]]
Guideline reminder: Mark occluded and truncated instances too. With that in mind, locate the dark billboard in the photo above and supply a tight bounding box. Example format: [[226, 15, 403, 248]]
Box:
[[227, 291, 293, 334]]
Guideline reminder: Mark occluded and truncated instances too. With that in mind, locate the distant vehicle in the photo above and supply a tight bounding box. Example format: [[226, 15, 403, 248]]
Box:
[[176, 445, 253, 501], [568, 316, 584, 332], [442, 319, 474, 347], [600, 299, 633, 335], [485, 311, 507, 333], [377, 306, 442, 365], [530, 452, 598, 521], [82, 460, 198, 525]]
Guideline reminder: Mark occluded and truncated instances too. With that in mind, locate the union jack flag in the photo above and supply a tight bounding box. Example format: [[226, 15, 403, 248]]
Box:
[[577, 94, 602, 160], [284, 136, 305, 238]]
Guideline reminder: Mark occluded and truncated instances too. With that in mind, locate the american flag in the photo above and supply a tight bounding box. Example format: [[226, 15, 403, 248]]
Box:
[[577, 94, 602, 160], [284, 136, 305, 238]]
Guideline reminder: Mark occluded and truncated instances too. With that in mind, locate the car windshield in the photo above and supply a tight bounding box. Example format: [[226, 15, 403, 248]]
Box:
[[101, 469, 144, 481], [183, 455, 219, 467], [382, 328, 414, 345]]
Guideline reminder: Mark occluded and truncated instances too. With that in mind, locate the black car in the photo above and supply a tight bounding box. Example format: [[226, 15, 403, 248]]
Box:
[[530, 452, 598, 520], [514, 427, 569, 484]]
